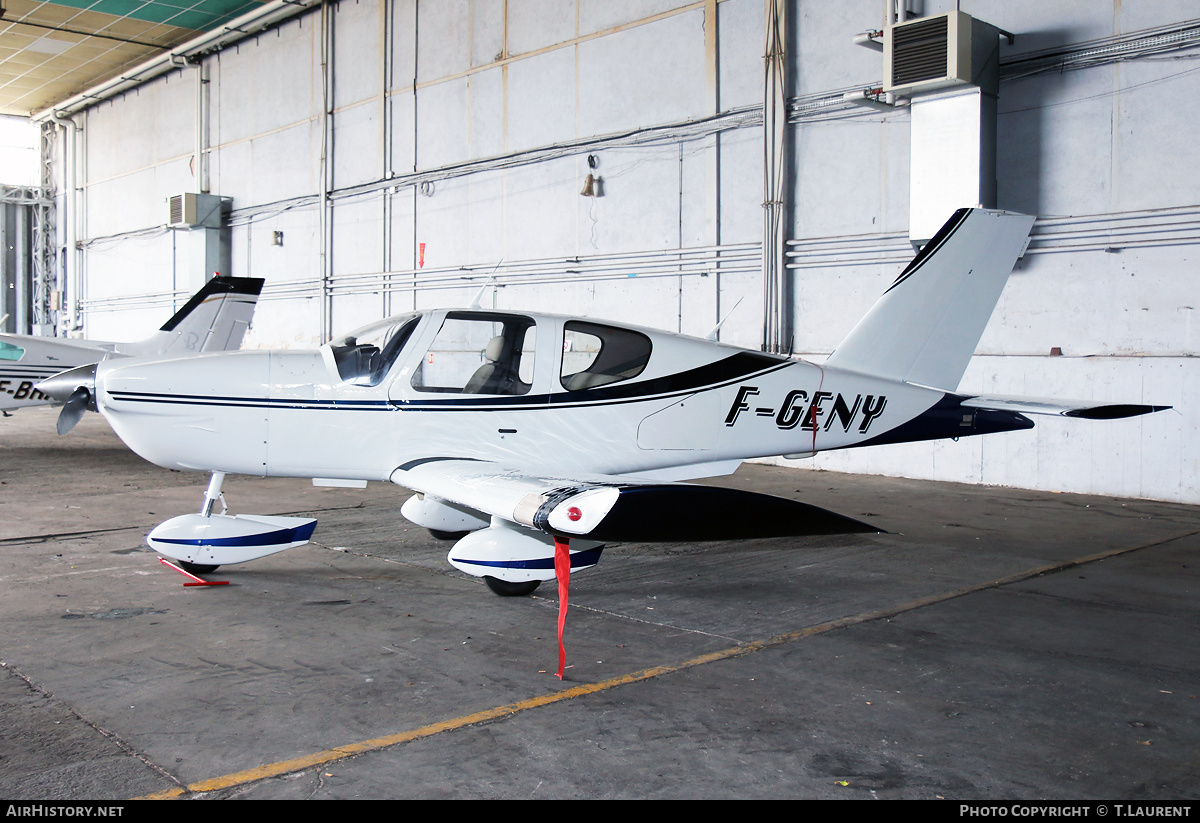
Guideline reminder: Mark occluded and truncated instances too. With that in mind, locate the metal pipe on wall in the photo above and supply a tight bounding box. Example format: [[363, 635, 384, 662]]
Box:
[[762, 0, 790, 354], [49, 114, 79, 336], [319, 0, 334, 343], [15, 204, 29, 335]]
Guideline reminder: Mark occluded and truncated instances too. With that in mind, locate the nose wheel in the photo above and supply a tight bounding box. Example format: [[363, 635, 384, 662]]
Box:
[[483, 576, 540, 597], [178, 561, 220, 575]]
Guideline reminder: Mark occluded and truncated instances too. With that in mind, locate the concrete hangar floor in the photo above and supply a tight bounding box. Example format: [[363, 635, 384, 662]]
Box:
[[1, 406, 1197, 800]]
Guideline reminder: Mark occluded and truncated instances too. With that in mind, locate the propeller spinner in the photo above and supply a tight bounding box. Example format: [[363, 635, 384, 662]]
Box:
[[36, 363, 98, 435]]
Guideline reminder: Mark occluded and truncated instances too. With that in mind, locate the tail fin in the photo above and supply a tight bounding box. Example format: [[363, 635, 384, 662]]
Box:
[[824, 208, 1035, 391], [115, 276, 265, 357]]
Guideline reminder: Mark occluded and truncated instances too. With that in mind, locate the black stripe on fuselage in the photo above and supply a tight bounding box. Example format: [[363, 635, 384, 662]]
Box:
[[106, 352, 792, 414], [2, 366, 64, 376]]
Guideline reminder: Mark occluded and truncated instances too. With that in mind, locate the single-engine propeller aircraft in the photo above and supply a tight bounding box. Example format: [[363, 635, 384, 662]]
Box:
[[39, 210, 1169, 597], [3, 275, 263, 421]]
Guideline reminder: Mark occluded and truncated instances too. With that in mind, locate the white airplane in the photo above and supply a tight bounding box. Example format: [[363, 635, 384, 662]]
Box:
[[2, 275, 264, 422], [38, 209, 1168, 596]]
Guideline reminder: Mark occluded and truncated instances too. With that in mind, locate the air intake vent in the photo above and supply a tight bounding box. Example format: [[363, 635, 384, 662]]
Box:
[[890, 16, 948, 87], [884, 11, 1001, 96], [167, 192, 225, 229]]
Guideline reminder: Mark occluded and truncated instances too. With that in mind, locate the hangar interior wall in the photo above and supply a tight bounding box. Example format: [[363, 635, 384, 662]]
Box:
[[56, 0, 1199, 504]]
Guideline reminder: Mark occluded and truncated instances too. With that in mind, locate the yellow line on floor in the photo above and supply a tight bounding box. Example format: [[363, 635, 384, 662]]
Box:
[[138, 532, 1197, 799]]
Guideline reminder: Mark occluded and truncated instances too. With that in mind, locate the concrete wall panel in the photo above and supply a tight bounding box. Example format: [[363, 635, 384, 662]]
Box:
[[793, 0, 888, 96], [500, 157, 579, 260], [332, 100, 383, 189], [416, 77, 470, 169], [718, 0, 763, 110], [579, 0, 692, 37], [235, 208, 321, 287], [716, 126, 762, 243], [505, 47, 576, 154], [508, 0, 576, 55], [212, 18, 317, 144], [416, 0, 471, 83], [577, 10, 706, 136], [584, 146, 681, 253], [332, 197, 385, 275], [468, 67, 505, 159], [470, 0, 507, 68], [331, 0, 383, 109]]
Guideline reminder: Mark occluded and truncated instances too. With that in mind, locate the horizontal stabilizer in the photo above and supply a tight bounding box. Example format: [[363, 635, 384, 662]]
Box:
[[825, 208, 1035, 391], [962, 395, 1172, 419]]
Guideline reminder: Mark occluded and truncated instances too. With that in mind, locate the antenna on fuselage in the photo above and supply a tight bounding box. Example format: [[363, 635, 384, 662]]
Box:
[[704, 297, 743, 341], [467, 261, 504, 310]]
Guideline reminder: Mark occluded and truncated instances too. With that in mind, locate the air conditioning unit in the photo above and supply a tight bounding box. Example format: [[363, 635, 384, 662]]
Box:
[[884, 11, 1002, 96], [167, 192, 225, 229]]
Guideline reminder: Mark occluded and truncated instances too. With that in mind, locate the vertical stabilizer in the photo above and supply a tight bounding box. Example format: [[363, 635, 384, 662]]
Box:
[[823, 208, 1034, 391], [116, 276, 265, 357]]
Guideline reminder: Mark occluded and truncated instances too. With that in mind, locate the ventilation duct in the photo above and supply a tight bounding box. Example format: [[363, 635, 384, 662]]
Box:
[[891, 11, 1010, 245], [167, 193, 231, 289]]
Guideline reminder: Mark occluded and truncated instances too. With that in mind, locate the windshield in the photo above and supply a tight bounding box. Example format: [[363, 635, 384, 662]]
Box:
[[329, 313, 421, 386]]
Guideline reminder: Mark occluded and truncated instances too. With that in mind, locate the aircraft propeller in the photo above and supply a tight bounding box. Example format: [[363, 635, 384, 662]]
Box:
[[35, 363, 98, 435]]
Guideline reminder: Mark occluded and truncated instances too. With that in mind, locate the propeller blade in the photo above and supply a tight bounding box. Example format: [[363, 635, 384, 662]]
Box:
[[56, 388, 90, 439], [57, 387, 90, 435]]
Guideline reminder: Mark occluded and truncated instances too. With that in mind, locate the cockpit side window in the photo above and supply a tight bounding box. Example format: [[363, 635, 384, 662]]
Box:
[[412, 312, 536, 395], [0, 341, 25, 361], [560, 321, 652, 391], [330, 315, 420, 386]]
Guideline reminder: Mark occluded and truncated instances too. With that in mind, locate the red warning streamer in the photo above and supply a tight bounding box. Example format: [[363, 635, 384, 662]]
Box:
[[554, 536, 570, 679], [159, 557, 230, 587]]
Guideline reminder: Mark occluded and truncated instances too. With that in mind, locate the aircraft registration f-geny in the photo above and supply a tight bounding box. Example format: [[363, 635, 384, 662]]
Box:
[[39, 209, 1169, 600]]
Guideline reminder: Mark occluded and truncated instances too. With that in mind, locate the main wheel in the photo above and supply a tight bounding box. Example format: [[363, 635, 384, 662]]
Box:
[[483, 576, 540, 597], [178, 561, 220, 575], [429, 529, 470, 541]]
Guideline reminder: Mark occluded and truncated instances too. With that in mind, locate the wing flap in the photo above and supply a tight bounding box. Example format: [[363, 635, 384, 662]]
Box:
[[391, 458, 880, 541]]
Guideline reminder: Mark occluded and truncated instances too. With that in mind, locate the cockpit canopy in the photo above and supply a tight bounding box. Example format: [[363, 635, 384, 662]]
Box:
[[327, 309, 717, 397]]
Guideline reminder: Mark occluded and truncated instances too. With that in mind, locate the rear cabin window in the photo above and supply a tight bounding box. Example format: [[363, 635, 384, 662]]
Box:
[[412, 312, 536, 395], [560, 321, 652, 391], [330, 314, 420, 386]]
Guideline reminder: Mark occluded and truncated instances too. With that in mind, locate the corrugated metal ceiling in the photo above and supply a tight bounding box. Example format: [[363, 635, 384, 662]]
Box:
[[0, 0, 270, 116]]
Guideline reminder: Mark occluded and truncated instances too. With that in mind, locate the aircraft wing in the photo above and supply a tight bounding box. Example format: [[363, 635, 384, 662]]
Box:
[[961, 395, 1171, 420], [391, 458, 880, 541]]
